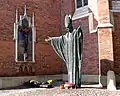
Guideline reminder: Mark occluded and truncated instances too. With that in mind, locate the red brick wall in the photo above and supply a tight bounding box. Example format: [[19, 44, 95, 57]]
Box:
[[61, 0, 99, 75], [0, 0, 117, 76], [73, 17, 99, 75], [113, 12, 120, 75], [108, 0, 120, 75], [0, 0, 62, 76]]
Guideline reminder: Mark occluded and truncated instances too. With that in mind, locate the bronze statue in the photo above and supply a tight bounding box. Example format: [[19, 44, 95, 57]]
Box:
[[45, 15, 83, 87]]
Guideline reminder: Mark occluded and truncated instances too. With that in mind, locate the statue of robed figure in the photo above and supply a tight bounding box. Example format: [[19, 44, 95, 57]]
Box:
[[45, 15, 83, 87], [14, 5, 36, 62]]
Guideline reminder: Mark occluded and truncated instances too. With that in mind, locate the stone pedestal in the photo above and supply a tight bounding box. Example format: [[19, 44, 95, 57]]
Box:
[[107, 70, 116, 90]]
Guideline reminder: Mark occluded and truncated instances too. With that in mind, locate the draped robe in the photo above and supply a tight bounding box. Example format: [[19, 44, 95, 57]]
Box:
[[50, 26, 83, 87], [18, 27, 32, 61]]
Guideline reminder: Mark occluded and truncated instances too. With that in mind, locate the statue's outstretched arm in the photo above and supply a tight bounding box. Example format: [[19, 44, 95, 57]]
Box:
[[45, 36, 52, 42], [45, 35, 63, 42]]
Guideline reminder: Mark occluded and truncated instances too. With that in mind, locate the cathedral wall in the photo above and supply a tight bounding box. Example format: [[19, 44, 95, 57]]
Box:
[[0, 0, 62, 76]]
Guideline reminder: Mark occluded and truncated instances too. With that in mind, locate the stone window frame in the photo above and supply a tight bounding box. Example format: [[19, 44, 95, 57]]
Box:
[[73, 0, 97, 33], [14, 9, 36, 63]]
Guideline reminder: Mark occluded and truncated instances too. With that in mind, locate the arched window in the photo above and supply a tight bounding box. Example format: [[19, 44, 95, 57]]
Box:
[[14, 6, 36, 62]]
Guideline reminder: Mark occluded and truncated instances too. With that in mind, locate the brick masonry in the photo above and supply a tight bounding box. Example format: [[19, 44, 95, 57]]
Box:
[[107, 0, 120, 76], [113, 12, 120, 75], [97, 0, 115, 75], [0, 0, 120, 77], [61, 0, 120, 76], [97, 0, 110, 23], [98, 28, 114, 75], [73, 17, 99, 75], [0, 0, 62, 76]]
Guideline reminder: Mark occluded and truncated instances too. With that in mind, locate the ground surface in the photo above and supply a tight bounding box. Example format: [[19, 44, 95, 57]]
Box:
[[0, 87, 120, 96]]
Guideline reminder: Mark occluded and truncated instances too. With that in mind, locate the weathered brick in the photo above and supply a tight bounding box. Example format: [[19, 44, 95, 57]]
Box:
[[0, 0, 119, 77], [73, 17, 99, 75], [113, 12, 120, 75], [97, 0, 110, 23], [0, 0, 62, 76]]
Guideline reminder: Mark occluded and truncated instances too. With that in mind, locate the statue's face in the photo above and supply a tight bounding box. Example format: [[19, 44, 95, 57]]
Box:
[[22, 18, 29, 28], [65, 15, 70, 28], [64, 15, 73, 33]]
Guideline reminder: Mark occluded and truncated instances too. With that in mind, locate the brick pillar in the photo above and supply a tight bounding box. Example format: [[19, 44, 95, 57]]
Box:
[[97, 0, 114, 86], [97, 0, 114, 74], [98, 28, 114, 75], [97, 0, 110, 24]]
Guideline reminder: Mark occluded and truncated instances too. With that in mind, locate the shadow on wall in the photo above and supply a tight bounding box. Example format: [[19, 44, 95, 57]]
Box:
[[101, 59, 114, 76], [73, 9, 99, 75], [62, 59, 115, 76], [61, 63, 68, 74]]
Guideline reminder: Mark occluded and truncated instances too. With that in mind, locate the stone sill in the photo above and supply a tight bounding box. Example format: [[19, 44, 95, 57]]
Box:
[[97, 23, 113, 28]]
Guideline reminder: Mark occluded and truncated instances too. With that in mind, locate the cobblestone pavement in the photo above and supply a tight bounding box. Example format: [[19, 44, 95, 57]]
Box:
[[0, 87, 120, 96]]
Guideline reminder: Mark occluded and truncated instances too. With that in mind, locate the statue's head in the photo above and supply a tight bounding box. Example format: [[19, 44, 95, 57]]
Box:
[[64, 14, 73, 33], [22, 18, 29, 28]]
